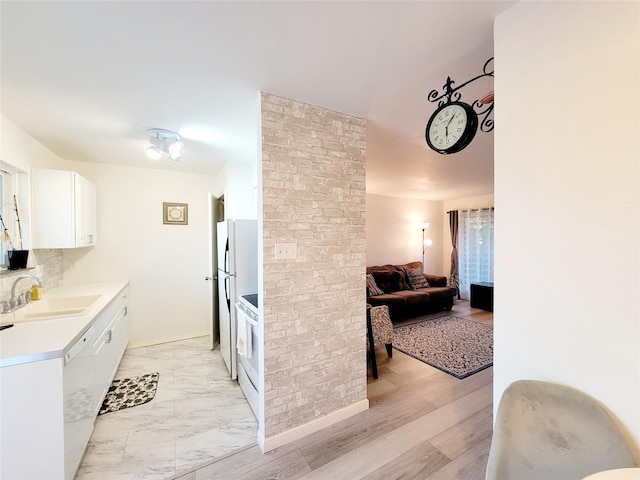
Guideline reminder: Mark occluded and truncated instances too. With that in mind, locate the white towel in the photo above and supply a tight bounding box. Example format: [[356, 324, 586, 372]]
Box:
[[236, 308, 252, 359]]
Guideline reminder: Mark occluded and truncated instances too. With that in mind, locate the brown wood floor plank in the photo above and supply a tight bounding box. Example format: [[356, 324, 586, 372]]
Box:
[[423, 366, 493, 408], [428, 404, 494, 460], [425, 435, 492, 480], [297, 437, 401, 480], [361, 442, 451, 480], [300, 396, 437, 470], [193, 448, 310, 480], [384, 385, 492, 454]]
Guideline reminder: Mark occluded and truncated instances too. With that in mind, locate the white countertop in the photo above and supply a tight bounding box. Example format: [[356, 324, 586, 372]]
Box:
[[0, 281, 129, 367]]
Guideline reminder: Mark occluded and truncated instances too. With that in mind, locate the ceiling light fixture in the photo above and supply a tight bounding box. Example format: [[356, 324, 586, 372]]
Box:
[[145, 129, 183, 161]]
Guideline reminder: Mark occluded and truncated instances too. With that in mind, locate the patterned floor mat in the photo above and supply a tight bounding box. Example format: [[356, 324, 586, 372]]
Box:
[[98, 372, 159, 415]]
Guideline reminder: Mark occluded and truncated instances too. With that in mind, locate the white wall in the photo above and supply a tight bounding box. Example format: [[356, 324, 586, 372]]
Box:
[[1, 115, 63, 172], [59, 161, 223, 346], [495, 1, 639, 450], [366, 193, 444, 275], [220, 161, 258, 220], [442, 194, 494, 279]]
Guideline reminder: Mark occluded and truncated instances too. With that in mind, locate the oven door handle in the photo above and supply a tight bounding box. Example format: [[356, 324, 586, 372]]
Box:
[[236, 302, 259, 327], [244, 315, 258, 327]]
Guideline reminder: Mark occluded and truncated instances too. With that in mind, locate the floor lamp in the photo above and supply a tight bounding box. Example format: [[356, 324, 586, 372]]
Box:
[[420, 223, 432, 271]]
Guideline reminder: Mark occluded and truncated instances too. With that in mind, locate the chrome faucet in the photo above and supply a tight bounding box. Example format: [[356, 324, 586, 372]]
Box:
[[6, 274, 43, 311]]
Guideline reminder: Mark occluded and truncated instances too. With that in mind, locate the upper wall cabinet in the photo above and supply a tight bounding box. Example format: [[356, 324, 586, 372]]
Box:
[[31, 169, 97, 248]]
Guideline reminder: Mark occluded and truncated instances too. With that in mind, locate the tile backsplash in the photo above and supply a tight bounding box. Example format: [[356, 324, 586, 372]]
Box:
[[0, 249, 63, 302]]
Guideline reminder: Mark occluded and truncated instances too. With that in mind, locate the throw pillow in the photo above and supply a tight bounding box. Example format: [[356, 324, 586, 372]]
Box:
[[366, 273, 384, 296], [406, 267, 430, 289]]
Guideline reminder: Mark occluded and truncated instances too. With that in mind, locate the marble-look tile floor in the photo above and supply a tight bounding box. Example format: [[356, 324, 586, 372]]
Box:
[[75, 336, 258, 480]]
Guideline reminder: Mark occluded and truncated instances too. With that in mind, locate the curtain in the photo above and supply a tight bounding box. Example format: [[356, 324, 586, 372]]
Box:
[[458, 208, 494, 299], [448, 210, 460, 299]]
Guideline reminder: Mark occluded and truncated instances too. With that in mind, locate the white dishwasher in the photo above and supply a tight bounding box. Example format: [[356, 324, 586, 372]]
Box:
[[63, 325, 97, 480]]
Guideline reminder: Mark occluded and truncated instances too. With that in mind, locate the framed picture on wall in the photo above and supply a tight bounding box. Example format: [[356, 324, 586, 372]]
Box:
[[163, 202, 188, 225]]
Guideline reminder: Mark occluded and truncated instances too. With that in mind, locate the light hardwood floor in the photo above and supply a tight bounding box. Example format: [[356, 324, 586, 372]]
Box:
[[172, 301, 493, 480]]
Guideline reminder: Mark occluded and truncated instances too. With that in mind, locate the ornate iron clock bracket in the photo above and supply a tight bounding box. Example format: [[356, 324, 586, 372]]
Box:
[[427, 57, 494, 133]]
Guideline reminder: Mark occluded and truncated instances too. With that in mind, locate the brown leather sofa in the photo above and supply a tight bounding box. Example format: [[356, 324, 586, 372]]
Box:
[[366, 261, 457, 322]]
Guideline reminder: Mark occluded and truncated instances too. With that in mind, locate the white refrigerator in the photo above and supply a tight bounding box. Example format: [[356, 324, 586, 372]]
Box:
[[217, 219, 257, 379]]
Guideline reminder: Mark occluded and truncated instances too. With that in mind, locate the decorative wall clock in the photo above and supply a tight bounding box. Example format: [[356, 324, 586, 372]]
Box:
[[425, 57, 494, 154], [425, 101, 478, 155]]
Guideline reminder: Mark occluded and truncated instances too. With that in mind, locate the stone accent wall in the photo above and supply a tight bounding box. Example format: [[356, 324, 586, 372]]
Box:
[[261, 93, 367, 438]]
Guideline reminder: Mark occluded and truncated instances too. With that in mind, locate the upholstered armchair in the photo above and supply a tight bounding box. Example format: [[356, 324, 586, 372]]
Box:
[[369, 305, 393, 357], [486, 380, 638, 480]]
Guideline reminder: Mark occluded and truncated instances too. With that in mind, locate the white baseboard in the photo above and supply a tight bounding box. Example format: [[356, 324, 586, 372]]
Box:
[[127, 332, 208, 349], [258, 399, 369, 453]]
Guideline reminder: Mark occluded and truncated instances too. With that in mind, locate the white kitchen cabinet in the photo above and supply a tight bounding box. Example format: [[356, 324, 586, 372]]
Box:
[[31, 168, 97, 248], [0, 284, 129, 480]]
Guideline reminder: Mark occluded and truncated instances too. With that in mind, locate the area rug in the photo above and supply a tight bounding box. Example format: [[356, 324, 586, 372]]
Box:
[[98, 372, 159, 415], [393, 315, 493, 379]]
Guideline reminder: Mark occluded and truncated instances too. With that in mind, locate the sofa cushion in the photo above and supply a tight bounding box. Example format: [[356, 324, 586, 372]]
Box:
[[367, 293, 407, 320], [366, 273, 384, 296], [424, 274, 448, 287], [414, 286, 457, 302], [371, 270, 405, 293], [389, 290, 431, 306], [396, 261, 424, 275], [406, 267, 430, 289], [366, 264, 396, 275], [369, 264, 413, 289]]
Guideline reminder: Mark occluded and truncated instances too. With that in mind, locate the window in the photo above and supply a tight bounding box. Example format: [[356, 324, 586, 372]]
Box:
[[458, 208, 494, 299], [0, 165, 27, 269], [0, 170, 12, 268], [0, 172, 4, 267]]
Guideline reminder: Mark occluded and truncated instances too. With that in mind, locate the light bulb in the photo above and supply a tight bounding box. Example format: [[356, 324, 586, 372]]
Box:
[[168, 140, 183, 161], [145, 145, 162, 160]]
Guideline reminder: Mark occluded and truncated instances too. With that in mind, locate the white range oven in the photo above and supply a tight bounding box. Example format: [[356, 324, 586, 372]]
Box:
[[235, 294, 259, 418]]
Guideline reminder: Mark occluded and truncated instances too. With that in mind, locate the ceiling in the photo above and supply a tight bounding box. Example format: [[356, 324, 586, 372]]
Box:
[[0, 1, 514, 201]]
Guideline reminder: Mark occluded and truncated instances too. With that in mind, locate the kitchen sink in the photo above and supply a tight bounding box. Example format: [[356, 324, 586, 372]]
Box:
[[30, 295, 101, 311], [1, 294, 101, 324], [21, 309, 86, 319]]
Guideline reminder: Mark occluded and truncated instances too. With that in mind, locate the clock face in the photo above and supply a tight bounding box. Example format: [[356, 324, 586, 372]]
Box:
[[425, 102, 478, 154]]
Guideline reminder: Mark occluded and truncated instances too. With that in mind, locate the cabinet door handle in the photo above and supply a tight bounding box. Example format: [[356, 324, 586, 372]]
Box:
[[106, 330, 112, 344]]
